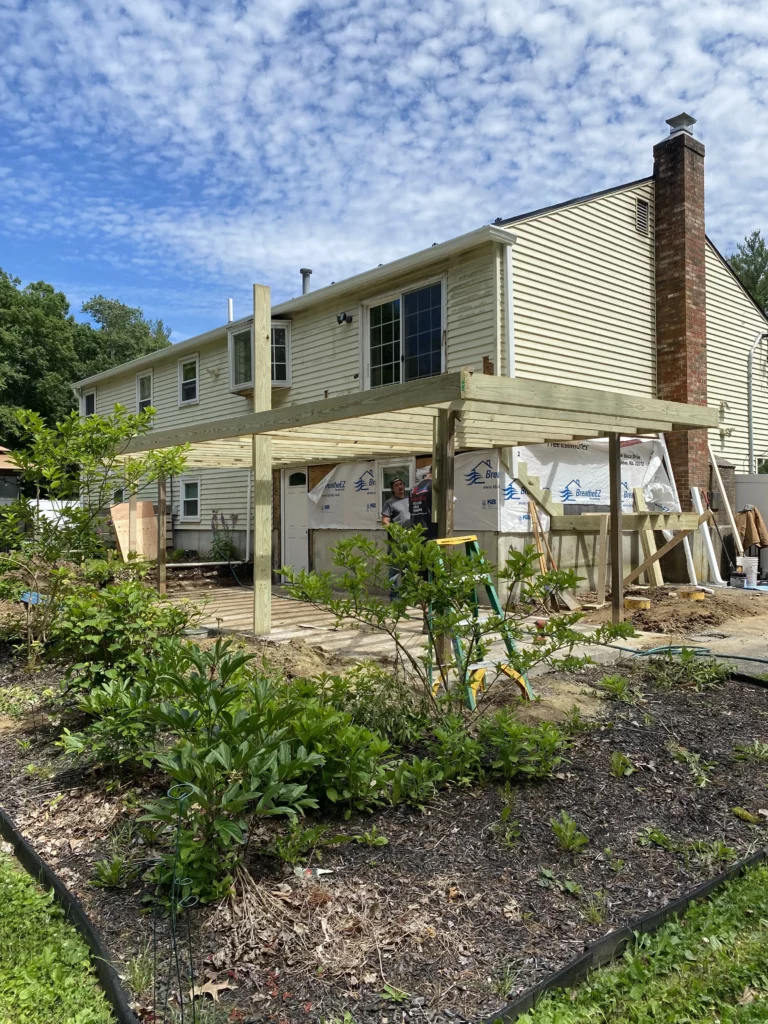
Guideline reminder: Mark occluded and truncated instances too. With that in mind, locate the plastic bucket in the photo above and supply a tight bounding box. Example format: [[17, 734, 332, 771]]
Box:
[[738, 556, 759, 587]]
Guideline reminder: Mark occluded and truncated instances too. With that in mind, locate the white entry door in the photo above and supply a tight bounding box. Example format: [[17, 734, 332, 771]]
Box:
[[282, 468, 309, 574]]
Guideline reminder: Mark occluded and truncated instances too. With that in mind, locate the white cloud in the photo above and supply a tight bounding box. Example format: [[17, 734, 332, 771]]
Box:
[[0, 0, 767, 323]]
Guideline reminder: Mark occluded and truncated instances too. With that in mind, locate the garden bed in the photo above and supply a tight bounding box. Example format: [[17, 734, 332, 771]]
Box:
[[2, 647, 768, 1024]]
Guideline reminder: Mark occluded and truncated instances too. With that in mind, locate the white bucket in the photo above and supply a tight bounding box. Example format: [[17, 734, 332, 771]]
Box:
[[737, 555, 759, 587]]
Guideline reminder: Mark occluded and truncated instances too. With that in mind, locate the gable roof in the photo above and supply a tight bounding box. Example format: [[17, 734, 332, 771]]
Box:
[[497, 177, 653, 227]]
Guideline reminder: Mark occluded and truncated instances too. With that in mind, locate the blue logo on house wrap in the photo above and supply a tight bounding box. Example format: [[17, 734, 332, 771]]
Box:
[[504, 483, 529, 501], [559, 479, 602, 502], [354, 469, 375, 492], [464, 459, 499, 485]]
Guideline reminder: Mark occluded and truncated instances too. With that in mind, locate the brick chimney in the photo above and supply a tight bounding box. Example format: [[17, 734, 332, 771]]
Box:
[[653, 113, 708, 510]]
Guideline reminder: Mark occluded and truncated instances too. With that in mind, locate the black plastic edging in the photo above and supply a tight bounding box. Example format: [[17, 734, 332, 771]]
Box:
[[486, 845, 768, 1023], [0, 804, 139, 1024]]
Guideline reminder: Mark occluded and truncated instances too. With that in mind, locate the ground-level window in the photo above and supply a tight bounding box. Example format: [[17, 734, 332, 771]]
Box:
[[137, 371, 153, 413], [181, 479, 200, 520], [367, 280, 443, 389], [758, 458, 768, 475], [377, 459, 414, 514], [82, 389, 96, 417], [179, 355, 199, 405], [112, 488, 124, 505], [288, 471, 307, 487]]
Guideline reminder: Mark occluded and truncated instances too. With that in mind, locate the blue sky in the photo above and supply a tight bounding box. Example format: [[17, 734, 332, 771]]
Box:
[[1, 0, 767, 342]]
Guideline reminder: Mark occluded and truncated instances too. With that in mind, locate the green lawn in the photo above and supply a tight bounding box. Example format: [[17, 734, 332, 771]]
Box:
[[0, 849, 114, 1024], [513, 861, 768, 1024]]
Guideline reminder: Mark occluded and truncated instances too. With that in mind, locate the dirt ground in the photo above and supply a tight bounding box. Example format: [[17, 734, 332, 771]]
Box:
[[581, 585, 768, 635], [2, 648, 768, 1024]]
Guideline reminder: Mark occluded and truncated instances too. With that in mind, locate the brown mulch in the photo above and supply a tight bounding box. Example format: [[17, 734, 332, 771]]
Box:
[[1, 651, 768, 1023]]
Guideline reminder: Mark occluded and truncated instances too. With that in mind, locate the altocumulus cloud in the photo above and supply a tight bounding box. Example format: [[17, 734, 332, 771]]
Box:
[[1, 0, 767, 330]]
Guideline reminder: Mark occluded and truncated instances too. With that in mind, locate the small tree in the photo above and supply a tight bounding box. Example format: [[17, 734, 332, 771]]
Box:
[[284, 526, 632, 712], [0, 406, 188, 656], [729, 230, 768, 313]]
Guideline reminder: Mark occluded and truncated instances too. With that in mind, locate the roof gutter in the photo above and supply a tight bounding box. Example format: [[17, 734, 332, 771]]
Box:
[[72, 225, 516, 390]]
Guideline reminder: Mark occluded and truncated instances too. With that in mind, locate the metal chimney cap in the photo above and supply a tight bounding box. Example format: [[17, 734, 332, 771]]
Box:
[[300, 268, 312, 276], [666, 112, 696, 136]]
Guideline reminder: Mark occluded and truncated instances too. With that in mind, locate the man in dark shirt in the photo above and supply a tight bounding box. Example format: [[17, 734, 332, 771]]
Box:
[[409, 468, 438, 539], [382, 478, 411, 598]]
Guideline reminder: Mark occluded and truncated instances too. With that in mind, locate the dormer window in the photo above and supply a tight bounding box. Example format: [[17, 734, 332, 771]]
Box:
[[228, 322, 292, 392]]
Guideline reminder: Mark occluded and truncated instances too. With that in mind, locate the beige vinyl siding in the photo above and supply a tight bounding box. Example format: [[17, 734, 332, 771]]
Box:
[[134, 466, 251, 545], [706, 242, 768, 472], [507, 181, 656, 394], [91, 337, 252, 429], [444, 247, 498, 373]]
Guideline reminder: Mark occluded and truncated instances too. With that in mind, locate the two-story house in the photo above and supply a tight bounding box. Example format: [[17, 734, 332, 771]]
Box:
[[72, 113, 765, 599]]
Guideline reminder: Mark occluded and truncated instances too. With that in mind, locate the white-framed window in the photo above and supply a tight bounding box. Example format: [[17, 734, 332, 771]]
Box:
[[180, 478, 201, 521], [362, 278, 445, 389], [136, 370, 153, 413], [178, 354, 199, 405], [82, 388, 96, 417], [377, 458, 415, 519], [228, 322, 292, 391]]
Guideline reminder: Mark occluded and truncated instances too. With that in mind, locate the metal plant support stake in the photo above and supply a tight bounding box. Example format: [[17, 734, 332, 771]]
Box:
[[151, 784, 200, 1024]]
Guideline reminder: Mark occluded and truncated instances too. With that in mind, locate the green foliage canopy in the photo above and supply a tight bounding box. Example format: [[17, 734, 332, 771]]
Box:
[[0, 270, 170, 441], [729, 229, 768, 313]]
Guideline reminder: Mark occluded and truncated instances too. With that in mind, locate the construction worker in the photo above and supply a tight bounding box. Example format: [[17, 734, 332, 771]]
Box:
[[381, 477, 411, 598]]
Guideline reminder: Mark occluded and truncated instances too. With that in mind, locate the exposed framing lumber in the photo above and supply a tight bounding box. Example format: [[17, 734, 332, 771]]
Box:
[[435, 409, 456, 537], [609, 433, 623, 624], [550, 512, 703, 532], [461, 372, 719, 431], [708, 439, 743, 557], [633, 487, 663, 587], [252, 284, 272, 636], [596, 513, 609, 607], [128, 491, 137, 557], [622, 511, 710, 587], [157, 475, 167, 596], [510, 459, 564, 516]]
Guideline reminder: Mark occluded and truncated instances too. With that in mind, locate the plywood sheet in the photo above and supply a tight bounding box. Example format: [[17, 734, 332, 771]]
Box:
[[111, 501, 158, 562]]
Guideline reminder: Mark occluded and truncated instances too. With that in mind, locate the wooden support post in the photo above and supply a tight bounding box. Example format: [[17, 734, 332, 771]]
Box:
[[252, 284, 272, 636], [633, 487, 664, 587], [707, 439, 743, 557], [157, 475, 167, 595], [596, 513, 609, 607], [609, 433, 623, 624], [128, 491, 137, 558], [435, 409, 456, 538]]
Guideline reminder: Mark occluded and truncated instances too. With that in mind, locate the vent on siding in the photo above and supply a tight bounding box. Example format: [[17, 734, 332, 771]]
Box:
[[635, 198, 650, 234]]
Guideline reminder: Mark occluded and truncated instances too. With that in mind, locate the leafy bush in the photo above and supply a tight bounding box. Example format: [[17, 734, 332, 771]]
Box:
[[477, 711, 569, 781], [388, 755, 444, 809], [599, 673, 643, 705], [647, 649, 730, 691], [550, 810, 589, 853], [428, 714, 484, 785], [52, 580, 192, 689]]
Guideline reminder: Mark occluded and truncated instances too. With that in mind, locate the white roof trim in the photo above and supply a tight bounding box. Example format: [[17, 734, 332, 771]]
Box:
[[72, 225, 516, 389]]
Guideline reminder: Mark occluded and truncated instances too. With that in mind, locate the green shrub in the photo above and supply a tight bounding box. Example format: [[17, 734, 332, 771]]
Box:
[[388, 756, 444, 809], [477, 711, 569, 781], [647, 649, 730, 691], [550, 810, 589, 853], [428, 714, 484, 785], [52, 579, 191, 689]]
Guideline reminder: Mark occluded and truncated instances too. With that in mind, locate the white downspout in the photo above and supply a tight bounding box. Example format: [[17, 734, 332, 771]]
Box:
[[503, 241, 515, 378], [748, 330, 768, 474]]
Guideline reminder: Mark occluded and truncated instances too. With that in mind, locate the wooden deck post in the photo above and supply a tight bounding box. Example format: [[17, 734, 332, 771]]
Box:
[[252, 284, 272, 636], [609, 433, 623, 624], [128, 491, 137, 558], [435, 409, 456, 538], [157, 474, 167, 595]]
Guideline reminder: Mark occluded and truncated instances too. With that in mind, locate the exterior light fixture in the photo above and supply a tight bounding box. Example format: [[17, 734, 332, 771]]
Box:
[[336, 312, 353, 325]]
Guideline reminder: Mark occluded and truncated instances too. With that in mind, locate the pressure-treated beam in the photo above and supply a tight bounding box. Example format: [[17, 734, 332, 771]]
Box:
[[461, 371, 719, 431], [609, 433, 623, 624], [157, 474, 167, 595], [252, 284, 272, 636]]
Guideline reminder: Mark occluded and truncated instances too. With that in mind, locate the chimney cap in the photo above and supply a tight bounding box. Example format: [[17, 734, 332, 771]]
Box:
[[300, 267, 312, 275], [666, 112, 697, 136]]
